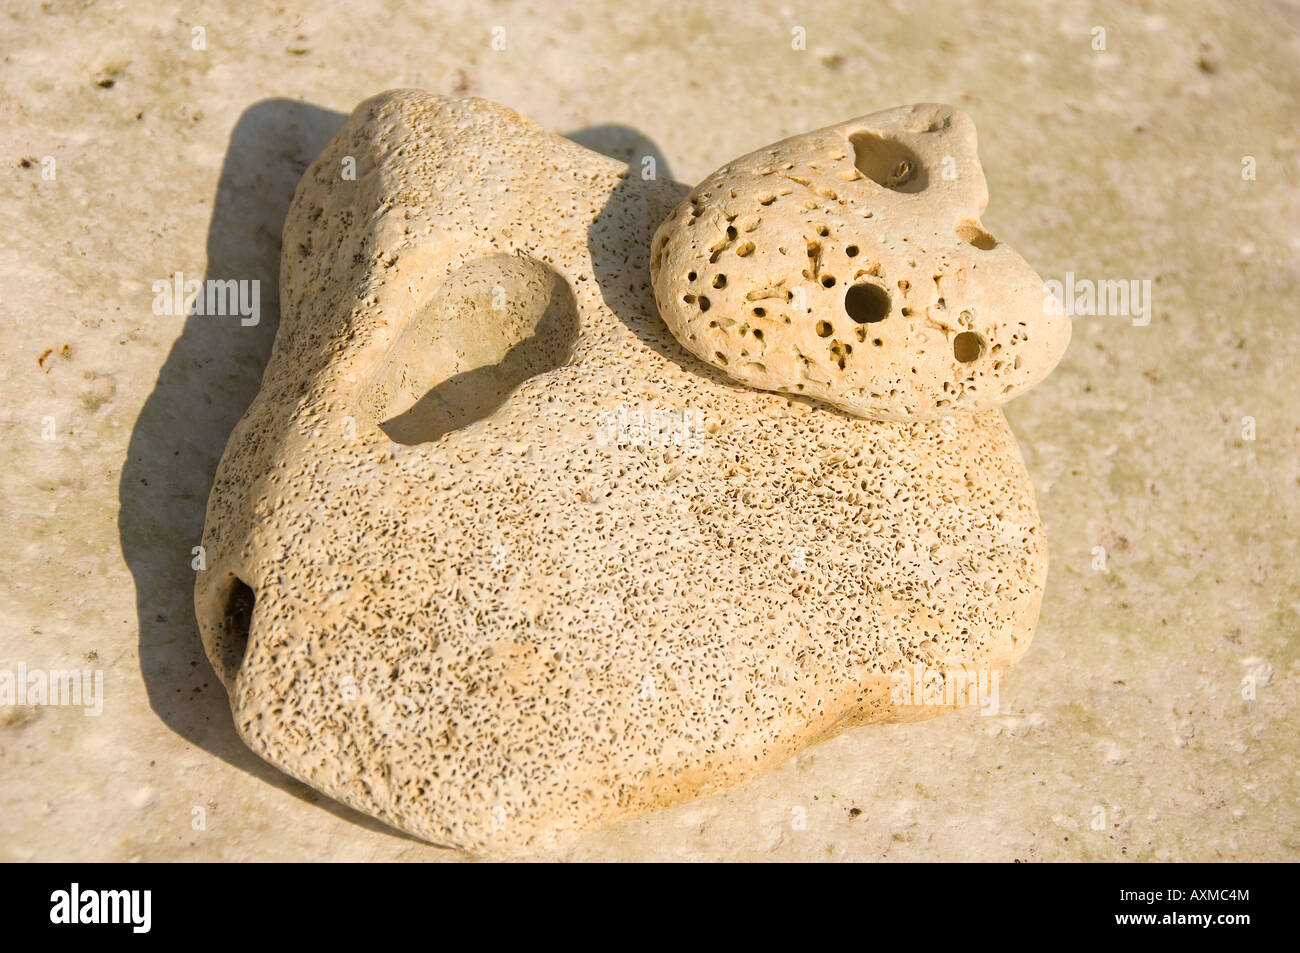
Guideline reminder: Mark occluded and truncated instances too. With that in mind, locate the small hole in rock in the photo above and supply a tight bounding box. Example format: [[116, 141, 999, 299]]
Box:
[[688, 270, 698, 281], [956, 222, 998, 250], [699, 295, 711, 311], [844, 282, 891, 324], [816, 321, 834, 337], [753, 307, 766, 317], [821, 275, 836, 288], [846, 245, 859, 257], [953, 331, 986, 362], [713, 274, 727, 289], [219, 578, 254, 684]]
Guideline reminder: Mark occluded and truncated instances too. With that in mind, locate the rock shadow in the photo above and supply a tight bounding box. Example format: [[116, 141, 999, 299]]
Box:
[[118, 98, 417, 840]]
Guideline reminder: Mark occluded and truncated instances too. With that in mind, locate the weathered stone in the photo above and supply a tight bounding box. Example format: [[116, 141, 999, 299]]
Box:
[[196, 91, 1049, 855], [651, 104, 1070, 421]]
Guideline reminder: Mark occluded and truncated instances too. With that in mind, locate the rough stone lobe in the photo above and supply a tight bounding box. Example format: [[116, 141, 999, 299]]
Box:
[[650, 103, 1071, 421], [196, 91, 1049, 855]]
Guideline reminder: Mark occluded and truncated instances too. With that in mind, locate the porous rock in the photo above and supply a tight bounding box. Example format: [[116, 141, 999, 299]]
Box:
[[196, 90, 1049, 854], [650, 103, 1071, 421]]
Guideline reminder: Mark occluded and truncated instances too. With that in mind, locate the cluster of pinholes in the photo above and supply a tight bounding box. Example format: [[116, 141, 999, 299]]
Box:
[[654, 121, 1017, 418]]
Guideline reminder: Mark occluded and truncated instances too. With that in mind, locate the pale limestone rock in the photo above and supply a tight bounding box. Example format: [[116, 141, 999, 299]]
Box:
[[195, 90, 1050, 854], [650, 103, 1071, 421]]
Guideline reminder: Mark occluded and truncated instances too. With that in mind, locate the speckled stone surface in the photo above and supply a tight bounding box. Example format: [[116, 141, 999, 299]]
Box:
[[1, 0, 1296, 861], [195, 91, 1046, 853]]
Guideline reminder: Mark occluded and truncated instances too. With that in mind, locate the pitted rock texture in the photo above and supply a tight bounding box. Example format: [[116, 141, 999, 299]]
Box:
[[196, 90, 1049, 855], [650, 103, 1071, 422]]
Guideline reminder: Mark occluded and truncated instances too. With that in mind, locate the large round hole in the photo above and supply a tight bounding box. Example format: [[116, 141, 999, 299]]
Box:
[[844, 282, 891, 324], [953, 331, 986, 362], [849, 132, 928, 193]]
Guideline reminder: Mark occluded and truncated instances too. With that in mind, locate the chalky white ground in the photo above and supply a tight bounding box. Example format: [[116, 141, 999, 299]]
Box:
[[195, 92, 1046, 852]]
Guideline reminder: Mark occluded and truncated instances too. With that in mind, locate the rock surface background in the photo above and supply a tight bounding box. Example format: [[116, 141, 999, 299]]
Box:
[[1, 0, 1297, 861]]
